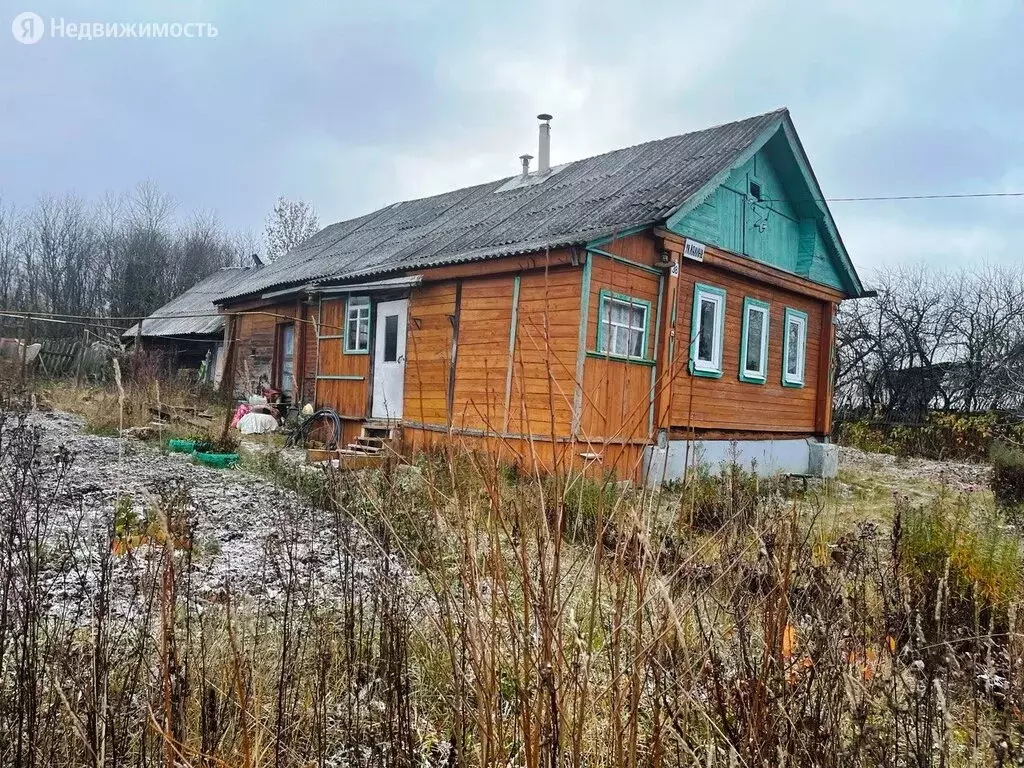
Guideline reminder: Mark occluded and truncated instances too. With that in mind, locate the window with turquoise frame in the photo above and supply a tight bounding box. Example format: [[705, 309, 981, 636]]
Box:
[[782, 307, 808, 387], [344, 296, 371, 354], [739, 297, 770, 384], [595, 289, 651, 361], [689, 283, 726, 377]]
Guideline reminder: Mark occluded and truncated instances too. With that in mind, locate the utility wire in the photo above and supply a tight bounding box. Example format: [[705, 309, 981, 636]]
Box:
[[0, 307, 346, 333], [769, 191, 1024, 204]]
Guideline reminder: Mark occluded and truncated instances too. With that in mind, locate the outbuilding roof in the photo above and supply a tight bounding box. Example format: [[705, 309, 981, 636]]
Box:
[[123, 267, 247, 339], [218, 109, 819, 303]]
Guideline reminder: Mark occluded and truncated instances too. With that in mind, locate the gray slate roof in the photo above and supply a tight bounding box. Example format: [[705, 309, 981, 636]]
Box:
[[218, 109, 788, 303], [124, 267, 247, 339]]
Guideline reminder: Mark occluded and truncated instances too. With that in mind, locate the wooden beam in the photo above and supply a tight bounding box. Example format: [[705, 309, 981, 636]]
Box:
[[653, 244, 682, 432], [570, 253, 593, 436], [219, 314, 240, 443], [313, 296, 322, 407], [815, 301, 836, 435], [414, 249, 576, 282], [295, 298, 306, 402], [654, 227, 846, 303], [502, 275, 521, 433], [445, 280, 463, 427]]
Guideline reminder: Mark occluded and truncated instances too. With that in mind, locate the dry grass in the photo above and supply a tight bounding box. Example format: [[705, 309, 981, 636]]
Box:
[[3, 381, 1024, 767]]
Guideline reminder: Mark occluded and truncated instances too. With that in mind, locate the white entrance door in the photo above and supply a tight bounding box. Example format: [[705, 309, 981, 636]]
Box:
[[371, 299, 408, 419]]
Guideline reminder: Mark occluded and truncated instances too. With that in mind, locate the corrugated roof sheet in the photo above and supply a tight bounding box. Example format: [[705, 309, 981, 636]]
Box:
[[218, 109, 788, 303], [124, 267, 248, 339]]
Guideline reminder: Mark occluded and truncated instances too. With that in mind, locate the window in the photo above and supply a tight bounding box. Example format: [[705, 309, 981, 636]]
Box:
[[344, 296, 371, 354], [689, 283, 726, 377], [739, 297, 770, 383], [749, 180, 763, 201], [596, 290, 650, 360], [383, 314, 399, 362], [276, 323, 295, 394], [782, 307, 808, 387]]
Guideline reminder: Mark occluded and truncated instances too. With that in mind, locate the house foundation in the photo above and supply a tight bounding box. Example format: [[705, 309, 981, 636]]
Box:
[[642, 437, 838, 485]]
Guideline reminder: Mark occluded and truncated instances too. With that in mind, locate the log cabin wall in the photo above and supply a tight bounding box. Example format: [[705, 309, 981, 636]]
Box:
[[228, 298, 313, 404]]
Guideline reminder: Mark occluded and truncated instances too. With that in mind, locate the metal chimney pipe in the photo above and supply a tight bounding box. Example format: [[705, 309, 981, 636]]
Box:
[[519, 153, 533, 179], [537, 113, 552, 173]]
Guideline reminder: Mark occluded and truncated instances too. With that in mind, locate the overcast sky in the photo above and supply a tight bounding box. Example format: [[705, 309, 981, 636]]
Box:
[[2, 0, 1022, 278]]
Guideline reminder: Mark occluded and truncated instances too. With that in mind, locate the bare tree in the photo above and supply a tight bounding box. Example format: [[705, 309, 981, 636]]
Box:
[[0, 182, 251, 337], [0, 199, 27, 316], [170, 213, 236, 297], [264, 197, 319, 261], [835, 262, 1024, 420]]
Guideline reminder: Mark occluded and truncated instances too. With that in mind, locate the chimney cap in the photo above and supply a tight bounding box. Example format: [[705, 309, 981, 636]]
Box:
[[537, 113, 553, 122], [519, 153, 534, 160]]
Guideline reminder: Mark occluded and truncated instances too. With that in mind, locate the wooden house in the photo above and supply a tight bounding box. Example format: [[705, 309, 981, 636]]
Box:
[[214, 109, 866, 482]]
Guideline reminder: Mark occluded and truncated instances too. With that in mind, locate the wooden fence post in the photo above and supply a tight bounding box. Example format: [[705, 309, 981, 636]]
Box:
[[20, 312, 32, 383], [219, 314, 240, 443]]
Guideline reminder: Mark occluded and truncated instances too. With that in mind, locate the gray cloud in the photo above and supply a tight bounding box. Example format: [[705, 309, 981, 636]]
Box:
[[1, 0, 1021, 279]]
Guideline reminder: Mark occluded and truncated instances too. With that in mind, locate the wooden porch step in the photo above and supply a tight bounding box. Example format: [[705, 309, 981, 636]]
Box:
[[306, 448, 384, 470], [344, 442, 383, 455]]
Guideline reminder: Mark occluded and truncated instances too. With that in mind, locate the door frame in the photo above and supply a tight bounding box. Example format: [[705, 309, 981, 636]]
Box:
[[370, 298, 409, 421]]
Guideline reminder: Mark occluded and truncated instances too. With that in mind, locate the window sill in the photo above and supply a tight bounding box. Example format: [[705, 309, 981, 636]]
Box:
[[689, 361, 723, 379], [343, 349, 370, 356], [782, 379, 805, 389], [586, 350, 655, 366], [738, 372, 766, 384]]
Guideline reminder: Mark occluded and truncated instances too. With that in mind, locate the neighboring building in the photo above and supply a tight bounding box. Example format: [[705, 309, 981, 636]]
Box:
[[212, 109, 866, 482], [124, 266, 248, 384]]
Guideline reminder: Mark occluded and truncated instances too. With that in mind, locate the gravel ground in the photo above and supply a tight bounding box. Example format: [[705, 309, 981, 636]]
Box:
[[838, 445, 991, 492], [5, 409, 397, 614]]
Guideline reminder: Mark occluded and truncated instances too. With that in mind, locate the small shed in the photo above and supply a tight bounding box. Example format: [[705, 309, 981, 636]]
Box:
[[123, 267, 248, 383]]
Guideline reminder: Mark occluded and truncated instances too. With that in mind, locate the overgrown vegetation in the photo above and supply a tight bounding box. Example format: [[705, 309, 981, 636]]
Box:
[[991, 439, 1024, 516], [4, 387, 1024, 766], [39, 355, 228, 443], [836, 410, 1024, 461]]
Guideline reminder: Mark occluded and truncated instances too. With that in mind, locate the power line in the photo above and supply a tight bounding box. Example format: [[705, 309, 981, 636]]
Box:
[[772, 191, 1024, 204], [0, 307, 346, 334]]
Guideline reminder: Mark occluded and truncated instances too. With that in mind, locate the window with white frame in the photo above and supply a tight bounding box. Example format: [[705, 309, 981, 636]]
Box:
[[782, 307, 808, 387], [596, 290, 649, 360], [344, 296, 371, 354], [689, 283, 726, 376], [739, 297, 770, 383]]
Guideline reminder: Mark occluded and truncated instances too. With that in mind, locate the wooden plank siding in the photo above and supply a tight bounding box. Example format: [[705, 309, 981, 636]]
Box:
[[315, 297, 370, 418], [667, 265, 824, 433], [505, 266, 582, 439], [450, 276, 515, 432], [223, 229, 838, 480], [579, 248, 662, 447], [645, 232, 833, 435], [401, 426, 647, 481], [404, 281, 457, 426], [404, 262, 583, 438]]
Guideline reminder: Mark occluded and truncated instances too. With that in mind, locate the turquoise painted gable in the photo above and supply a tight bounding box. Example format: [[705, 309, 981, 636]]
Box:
[[668, 133, 849, 293]]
